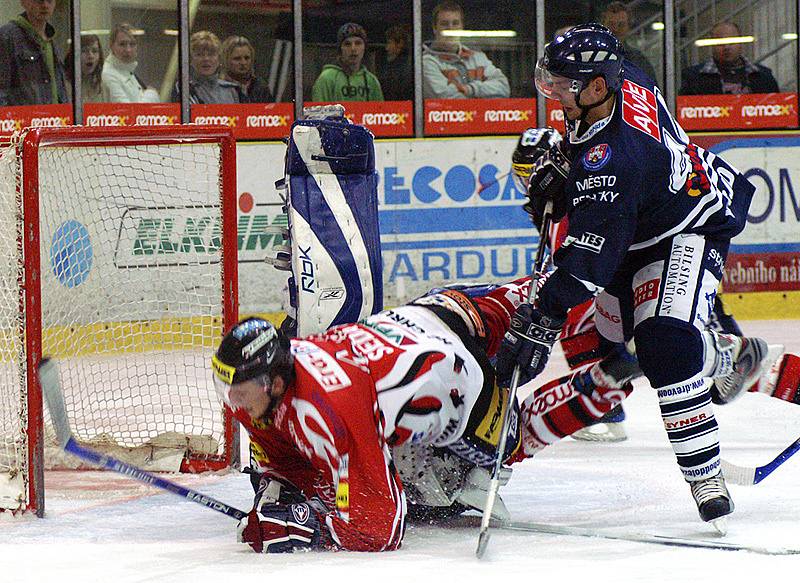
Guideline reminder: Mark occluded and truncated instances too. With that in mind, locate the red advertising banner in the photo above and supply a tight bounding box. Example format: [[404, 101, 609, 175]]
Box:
[[0, 104, 73, 137], [191, 102, 294, 140], [84, 103, 180, 127], [677, 93, 798, 131], [307, 101, 413, 137], [723, 252, 800, 293], [424, 98, 537, 135], [544, 100, 566, 134]]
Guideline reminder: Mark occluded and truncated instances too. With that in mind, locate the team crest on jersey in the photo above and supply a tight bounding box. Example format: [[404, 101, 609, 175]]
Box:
[[582, 144, 612, 170]]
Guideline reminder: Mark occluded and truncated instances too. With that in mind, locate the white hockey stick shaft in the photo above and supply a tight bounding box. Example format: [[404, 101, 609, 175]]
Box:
[[722, 436, 800, 486], [476, 201, 553, 559]]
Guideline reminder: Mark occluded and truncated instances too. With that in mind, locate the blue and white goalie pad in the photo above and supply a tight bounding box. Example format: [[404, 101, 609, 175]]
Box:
[[283, 111, 382, 336]]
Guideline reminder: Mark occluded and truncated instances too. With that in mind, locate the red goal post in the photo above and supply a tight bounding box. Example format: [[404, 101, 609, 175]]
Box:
[[0, 125, 239, 517]]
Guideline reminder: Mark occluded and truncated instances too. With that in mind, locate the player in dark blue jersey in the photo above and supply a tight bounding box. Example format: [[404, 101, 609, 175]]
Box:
[[496, 24, 768, 532]]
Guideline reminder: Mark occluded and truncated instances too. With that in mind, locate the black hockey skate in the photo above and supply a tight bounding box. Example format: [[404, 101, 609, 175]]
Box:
[[690, 473, 734, 534], [711, 336, 769, 405]]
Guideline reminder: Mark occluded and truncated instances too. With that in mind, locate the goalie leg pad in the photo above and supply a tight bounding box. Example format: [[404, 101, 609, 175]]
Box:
[[284, 117, 382, 335]]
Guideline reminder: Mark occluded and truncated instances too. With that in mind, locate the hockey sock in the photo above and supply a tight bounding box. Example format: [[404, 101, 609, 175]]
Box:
[[656, 373, 721, 481]]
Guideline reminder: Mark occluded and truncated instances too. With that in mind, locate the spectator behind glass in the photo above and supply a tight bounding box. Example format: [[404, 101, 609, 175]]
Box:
[[0, 0, 68, 105], [311, 22, 384, 102], [377, 25, 412, 101], [601, 1, 657, 82], [65, 34, 109, 103], [173, 31, 242, 104], [221, 35, 274, 103], [680, 21, 779, 95], [423, 1, 510, 99], [103, 23, 160, 103]]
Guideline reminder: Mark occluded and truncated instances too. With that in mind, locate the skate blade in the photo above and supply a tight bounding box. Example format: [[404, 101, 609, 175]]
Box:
[[710, 516, 728, 536]]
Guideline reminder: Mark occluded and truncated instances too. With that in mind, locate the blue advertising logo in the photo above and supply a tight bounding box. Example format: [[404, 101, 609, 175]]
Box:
[[50, 220, 93, 288]]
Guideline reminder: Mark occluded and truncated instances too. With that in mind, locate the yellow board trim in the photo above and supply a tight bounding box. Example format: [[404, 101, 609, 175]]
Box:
[[723, 291, 800, 320]]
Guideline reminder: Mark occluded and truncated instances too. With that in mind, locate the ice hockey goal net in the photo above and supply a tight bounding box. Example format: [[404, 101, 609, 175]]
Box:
[[0, 126, 239, 516]]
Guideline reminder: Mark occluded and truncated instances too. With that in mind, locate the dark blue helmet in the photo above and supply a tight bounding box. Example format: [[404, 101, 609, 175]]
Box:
[[535, 23, 625, 99]]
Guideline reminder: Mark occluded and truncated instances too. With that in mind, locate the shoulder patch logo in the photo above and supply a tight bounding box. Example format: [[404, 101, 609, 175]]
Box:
[[582, 143, 612, 170]]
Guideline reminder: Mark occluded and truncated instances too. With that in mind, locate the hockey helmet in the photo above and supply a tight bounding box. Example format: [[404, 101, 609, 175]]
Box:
[[535, 23, 625, 101], [211, 317, 292, 406]]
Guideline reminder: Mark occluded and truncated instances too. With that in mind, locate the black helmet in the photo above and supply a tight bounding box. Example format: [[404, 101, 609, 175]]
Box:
[[212, 318, 292, 404]]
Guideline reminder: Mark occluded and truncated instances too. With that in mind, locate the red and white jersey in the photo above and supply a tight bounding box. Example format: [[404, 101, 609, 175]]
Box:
[[236, 294, 524, 551]]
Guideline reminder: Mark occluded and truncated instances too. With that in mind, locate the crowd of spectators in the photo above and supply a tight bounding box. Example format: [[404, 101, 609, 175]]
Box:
[[0, 0, 789, 109]]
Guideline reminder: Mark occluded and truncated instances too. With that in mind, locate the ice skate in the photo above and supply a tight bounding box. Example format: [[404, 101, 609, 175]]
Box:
[[571, 404, 627, 442], [711, 336, 769, 404], [690, 473, 734, 535]]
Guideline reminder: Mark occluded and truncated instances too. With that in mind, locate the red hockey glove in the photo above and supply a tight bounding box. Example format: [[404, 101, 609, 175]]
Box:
[[237, 503, 324, 553]]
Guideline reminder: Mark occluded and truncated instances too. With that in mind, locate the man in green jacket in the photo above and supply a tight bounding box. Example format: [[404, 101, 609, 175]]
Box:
[[311, 22, 384, 102]]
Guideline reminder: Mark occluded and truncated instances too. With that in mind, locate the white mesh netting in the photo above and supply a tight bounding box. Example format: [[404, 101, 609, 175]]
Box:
[[1, 131, 233, 513]]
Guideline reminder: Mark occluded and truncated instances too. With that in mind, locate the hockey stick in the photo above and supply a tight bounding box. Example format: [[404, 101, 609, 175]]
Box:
[[495, 519, 800, 555], [37, 358, 247, 521], [476, 200, 553, 559], [721, 436, 800, 486]]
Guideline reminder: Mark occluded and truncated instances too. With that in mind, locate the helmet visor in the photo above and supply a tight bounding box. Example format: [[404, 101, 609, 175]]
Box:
[[213, 374, 233, 407], [535, 57, 580, 100]]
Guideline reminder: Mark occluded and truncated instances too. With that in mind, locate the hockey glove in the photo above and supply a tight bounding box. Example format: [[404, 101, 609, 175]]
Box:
[[523, 145, 571, 224], [237, 503, 325, 553], [511, 127, 563, 193], [495, 304, 565, 386]]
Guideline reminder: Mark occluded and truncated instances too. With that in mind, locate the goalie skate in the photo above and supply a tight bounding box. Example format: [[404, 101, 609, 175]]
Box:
[[711, 336, 770, 404]]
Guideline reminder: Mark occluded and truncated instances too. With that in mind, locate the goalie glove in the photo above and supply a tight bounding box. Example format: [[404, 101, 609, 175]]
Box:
[[237, 503, 326, 553]]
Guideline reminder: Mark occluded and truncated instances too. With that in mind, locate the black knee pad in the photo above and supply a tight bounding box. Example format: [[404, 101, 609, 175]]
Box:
[[635, 319, 704, 387]]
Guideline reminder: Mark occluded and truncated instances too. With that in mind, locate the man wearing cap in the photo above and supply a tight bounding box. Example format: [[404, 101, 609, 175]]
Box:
[[311, 22, 384, 102]]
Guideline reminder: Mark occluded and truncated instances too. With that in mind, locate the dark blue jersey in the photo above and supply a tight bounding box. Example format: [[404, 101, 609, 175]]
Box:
[[538, 64, 755, 318]]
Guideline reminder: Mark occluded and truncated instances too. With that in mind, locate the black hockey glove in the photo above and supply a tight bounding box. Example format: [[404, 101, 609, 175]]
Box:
[[523, 145, 571, 224], [237, 503, 326, 553], [511, 127, 563, 193], [495, 304, 566, 387]]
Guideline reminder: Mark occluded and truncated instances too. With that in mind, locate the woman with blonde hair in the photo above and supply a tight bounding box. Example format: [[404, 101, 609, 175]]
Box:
[[221, 35, 274, 103], [172, 30, 242, 104], [102, 23, 159, 103]]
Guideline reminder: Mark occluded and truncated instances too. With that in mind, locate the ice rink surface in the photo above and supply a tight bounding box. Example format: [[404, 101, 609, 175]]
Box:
[[2, 320, 799, 583]]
